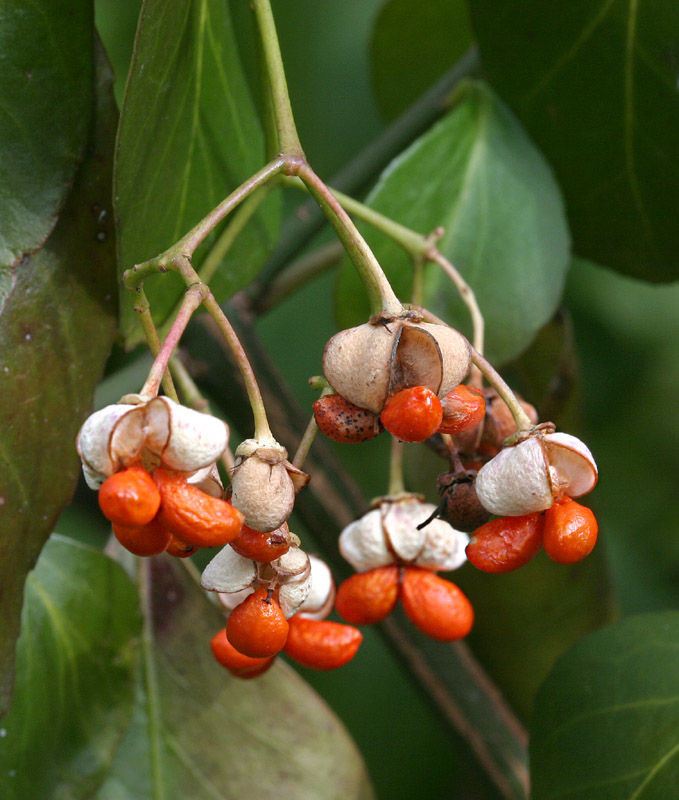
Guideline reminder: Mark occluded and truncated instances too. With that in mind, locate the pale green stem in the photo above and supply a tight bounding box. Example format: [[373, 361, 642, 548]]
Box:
[[140, 284, 207, 399], [174, 157, 287, 257], [133, 287, 179, 401], [292, 413, 319, 470], [284, 177, 484, 357], [427, 248, 484, 362], [168, 354, 209, 412], [470, 348, 533, 431], [251, 0, 304, 157], [388, 437, 406, 496], [295, 163, 403, 315], [201, 292, 273, 440], [138, 558, 165, 800]]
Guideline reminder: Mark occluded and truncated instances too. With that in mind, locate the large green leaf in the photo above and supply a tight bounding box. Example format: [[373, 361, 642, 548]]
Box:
[[0, 43, 119, 716], [335, 80, 570, 365], [115, 0, 279, 347], [370, 0, 473, 121], [98, 556, 374, 800], [530, 611, 679, 798], [0, 0, 93, 266], [469, 1, 679, 282], [0, 536, 141, 799]]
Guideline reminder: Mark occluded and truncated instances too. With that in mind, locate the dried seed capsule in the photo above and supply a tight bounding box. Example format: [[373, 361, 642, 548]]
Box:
[[77, 403, 138, 485], [296, 555, 335, 621], [335, 566, 400, 625], [543, 496, 598, 564], [154, 468, 243, 548], [98, 464, 161, 527], [230, 439, 296, 533], [400, 567, 474, 641], [475, 432, 598, 517], [313, 394, 382, 443], [275, 548, 313, 618], [322, 317, 471, 414], [77, 398, 229, 484], [436, 473, 492, 532], [201, 545, 257, 594], [338, 509, 393, 572], [226, 588, 289, 658], [143, 396, 229, 472], [466, 513, 544, 573], [284, 616, 362, 670]]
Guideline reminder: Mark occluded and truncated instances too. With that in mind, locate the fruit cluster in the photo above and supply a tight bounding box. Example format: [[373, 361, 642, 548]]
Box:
[[334, 496, 473, 639], [204, 550, 362, 676], [76, 306, 600, 682]]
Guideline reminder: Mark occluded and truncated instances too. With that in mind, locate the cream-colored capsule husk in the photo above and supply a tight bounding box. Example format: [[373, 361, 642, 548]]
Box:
[[415, 516, 469, 572], [543, 432, 598, 498], [381, 499, 428, 562], [476, 433, 598, 516], [201, 546, 256, 593], [322, 323, 396, 414], [339, 508, 393, 572], [296, 555, 335, 620], [230, 444, 295, 532], [144, 396, 229, 472], [217, 586, 254, 612], [276, 549, 313, 618], [187, 463, 224, 498], [322, 318, 472, 414], [417, 322, 472, 397], [76, 403, 138, 479]]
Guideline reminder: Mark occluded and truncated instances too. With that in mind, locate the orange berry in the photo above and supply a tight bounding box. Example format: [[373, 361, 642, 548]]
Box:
[[165, 535, 199, 558], [284, 616, 362, 670], [210, 628, 275, 679], [335, 565, 400, 625], [400, 567, 474, 641], [438, 384, 486, 435], [313, 394, 382, 444], [230, 523, 291, 562], [466, 512, 544, 573], [226, 588, 290, 658], [154, 468, 243, 548], [111, 518, 171, 557], [98, 464, 161, 527], [543, 496, 598, 564], [380, 386, 443, 443]]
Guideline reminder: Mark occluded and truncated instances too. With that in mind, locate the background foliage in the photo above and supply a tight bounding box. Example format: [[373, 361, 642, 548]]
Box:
[[1, 0, 678, 798]]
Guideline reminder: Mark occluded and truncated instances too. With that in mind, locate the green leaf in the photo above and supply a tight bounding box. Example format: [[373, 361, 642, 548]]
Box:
[[530, 611, 679, 798], [0, 42, 119, 716], [370, 0, 473, 120], [456, 549, 615, 722], [0, 0, 93, 265], [468, 1, 679, 282], [0, 535, 142, 799], [98, 557, 374, 800], [335, 80, 570, 364], [115, 0, 280, 347]]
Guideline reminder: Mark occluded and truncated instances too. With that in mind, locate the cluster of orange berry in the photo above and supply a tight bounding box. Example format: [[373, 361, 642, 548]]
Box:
[[77, 307, 599, 681], [312, 312, 599, 615], [76, 395, 366, 678]]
